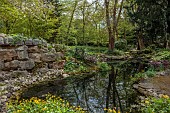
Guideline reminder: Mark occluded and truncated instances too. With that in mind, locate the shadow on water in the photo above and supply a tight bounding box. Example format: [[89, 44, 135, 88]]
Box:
[[21, 60, 149, 113]]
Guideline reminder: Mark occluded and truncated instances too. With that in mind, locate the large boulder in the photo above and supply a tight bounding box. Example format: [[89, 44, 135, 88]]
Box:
[[15, 40, 24, 46], [0, 49, 17, 61], [16, 45, 29, 60], [33, 39, 42, 45], [25, 39, 33, 46], [3, 36, 14, 45], [41, 53, 57, 62], [27, 46, 40, 53], [19, 59, 35, 70], [29, 53, 41, 63], [0, 37, 4, 45], [0, 33, 6, 38], [133, 70, 170, 97], [41, 39, 47, 47], [4, 60, 19, 70]]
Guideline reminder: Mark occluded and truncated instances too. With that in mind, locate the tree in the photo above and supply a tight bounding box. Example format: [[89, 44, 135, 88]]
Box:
[[104, 0, 125, 51], [0, 0, 61, 41], [0, 0, 21, 34], [66, 0, 78, 45], [47, 0, 62, 43], [127, 0, 169, 49]]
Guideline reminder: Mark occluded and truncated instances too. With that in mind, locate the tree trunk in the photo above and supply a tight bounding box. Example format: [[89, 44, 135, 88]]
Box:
[[105, 0, 124, 51], [124, 27, 126, 39], [82, 0, 86, 45], [115, 0, 124, 40], [66, 0, 78, 45], [5, 20, 10, 34], [105, 0, 114, 51], [137, 31, 145, 50]]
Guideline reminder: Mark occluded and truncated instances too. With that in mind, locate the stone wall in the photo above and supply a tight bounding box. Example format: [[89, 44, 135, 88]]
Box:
[[0, 33, 65, 72], [0, 34, 65, 113]]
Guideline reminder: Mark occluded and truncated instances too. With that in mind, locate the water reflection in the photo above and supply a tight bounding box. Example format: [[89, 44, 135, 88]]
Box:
[[21, 61, 147, 113]]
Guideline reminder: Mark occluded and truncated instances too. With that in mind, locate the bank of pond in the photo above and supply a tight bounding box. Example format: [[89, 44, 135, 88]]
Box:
[[7, 59, 170, 113]]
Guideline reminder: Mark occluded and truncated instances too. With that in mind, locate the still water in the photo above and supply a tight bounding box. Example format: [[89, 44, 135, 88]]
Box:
[[21, 60, 148, 113]]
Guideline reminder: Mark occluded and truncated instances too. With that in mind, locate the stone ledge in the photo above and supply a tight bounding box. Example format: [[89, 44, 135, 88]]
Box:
[[133, 69, 170, 97], [0, 35, 47, 47]]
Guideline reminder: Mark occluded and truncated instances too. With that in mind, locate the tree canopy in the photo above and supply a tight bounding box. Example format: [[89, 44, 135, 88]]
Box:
[[0, 0, 169, 49]]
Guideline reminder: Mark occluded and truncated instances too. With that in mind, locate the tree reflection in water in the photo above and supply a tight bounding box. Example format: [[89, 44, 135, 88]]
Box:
[[21, 61, 146, 113]]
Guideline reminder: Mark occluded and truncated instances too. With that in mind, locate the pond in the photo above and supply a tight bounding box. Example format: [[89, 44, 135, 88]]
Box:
[[20, 60, 149, 113]]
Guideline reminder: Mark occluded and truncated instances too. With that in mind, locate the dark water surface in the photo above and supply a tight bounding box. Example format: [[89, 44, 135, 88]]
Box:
[[21, 60, 148, 113]]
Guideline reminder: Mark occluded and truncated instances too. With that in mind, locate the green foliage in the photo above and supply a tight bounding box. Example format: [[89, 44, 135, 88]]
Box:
[[127, 0, 169, 47], [97, 62, 111, 71], [67, 36, 77, 46], [64, 60, 78, 73], [107, 49, 124, 56], [153, 50, 170, 61], [11, 34, 27, 43], [141, 95, 170, 113], [133, 68, 156, 82], [54, 44, 68, 52], [7, 94, 86, 113], [47, 44, 53, 51], [0, 0, 61, 42], [64, 54, 88, 74], [115, 39, 127, 50], [71, 46, 108, 55]]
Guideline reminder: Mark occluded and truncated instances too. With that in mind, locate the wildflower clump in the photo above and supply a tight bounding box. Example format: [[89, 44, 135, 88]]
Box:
[[141, 94, 170, 113], [104, 108, 120, 113], [7, 94, 86, 113]]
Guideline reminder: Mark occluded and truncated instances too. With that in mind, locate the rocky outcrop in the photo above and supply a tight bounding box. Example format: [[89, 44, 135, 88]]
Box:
[[0, 34, 66, 113], [133, 69, 170, 97]]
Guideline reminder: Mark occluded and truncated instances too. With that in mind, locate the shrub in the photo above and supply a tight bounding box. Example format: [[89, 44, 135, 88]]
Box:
[[106, 49, 124, 56], [7, 94, 86, 113], [64, 59, 88, 74], [97, 62, 111, 71], [74, 47, 86, 59], [54, 44, 68, 52], [141, 95, 170, 113], [132, 68, 156, 82], [11, 34, 27, 44], [115, 39, 127, 50], [153, 50, 170, 61]]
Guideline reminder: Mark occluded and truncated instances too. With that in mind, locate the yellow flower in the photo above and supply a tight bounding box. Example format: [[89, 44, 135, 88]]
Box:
[[66, 102, 69, 106], [162, 95, 169, 99], [145, 100, 150, 104], [75, 107, 79, 110], [17, 110, 22, 113], [108, 109, 113, 112], [34, 99, 39, 104], [42, 107, 47, 111], [113, 109, 117, 113], [104, 108, 108, 111], [62, 104, 65, 107]]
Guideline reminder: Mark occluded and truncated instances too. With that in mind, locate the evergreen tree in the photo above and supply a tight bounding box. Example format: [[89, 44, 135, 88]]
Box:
[[47, 0, 62, 43], [127, 0, 169, 48]]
